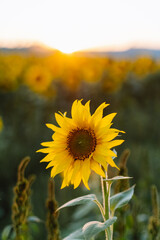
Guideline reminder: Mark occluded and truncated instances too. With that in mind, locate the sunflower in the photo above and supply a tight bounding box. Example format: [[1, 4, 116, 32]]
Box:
[[0, 116, 3, 132], [37, 100, 124, 190], [23, 64, 52, 93]]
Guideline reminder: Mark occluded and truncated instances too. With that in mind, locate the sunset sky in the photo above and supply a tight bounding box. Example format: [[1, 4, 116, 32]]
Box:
[[0, 0, 160, 53]]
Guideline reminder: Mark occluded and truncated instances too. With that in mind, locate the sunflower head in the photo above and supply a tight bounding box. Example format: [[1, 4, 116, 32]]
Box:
[[67, 128, 96, 161], [24, 64, 52, 93], [37, 100, 124, 190]]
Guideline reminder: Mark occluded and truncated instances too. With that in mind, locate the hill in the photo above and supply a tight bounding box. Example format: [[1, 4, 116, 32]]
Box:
[[1, 45, 160, 59]]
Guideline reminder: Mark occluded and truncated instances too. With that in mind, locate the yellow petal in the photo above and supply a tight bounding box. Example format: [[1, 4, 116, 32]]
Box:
[[81, 158, 91, 190], [36, 148, 55, 153], [92, 102, 109, 119], [46, 160, 55, 169], [61, 164, 72, 188], [71, 100, 79, 120], [91, 103, 109, 127], [95, 146, 117, 158], [52, 132, 67, 141], [65, 164, 74, 185], [46, 123, 67, 134], [37, 144, 65, 154], [71, 160, 81, 183], [93, 153, 108, 170], [92, 103, 109, 120], [51, 156, 72, 178], [61, 175, 71, 188], [55, 113, 64, 127], [51, 165, 64, 178], [104, 132, 119, 142], [84, 100, 91, 113], [46, 123, 60, 132], [83, 104, 91, 123], [53, 151, 72, 164], [75, 100, 85, 125], [100, 113, 117, 128], [109, 128, 125, 134], [61, 164, 73, 189], [106, 157, 119, 169], [96, 124, 112, 138], [90, 160, 105, 177], [40, 153, 55, 162], [73, 169, 82, 189], [55, 112, 75, 129], [71, 100, 78, 116], [107, 140, 124, 149], [41, 141, 55, 147], [58, 111, 67, 117], [83, 101, 91, 121], [61, 178, 68, 189]]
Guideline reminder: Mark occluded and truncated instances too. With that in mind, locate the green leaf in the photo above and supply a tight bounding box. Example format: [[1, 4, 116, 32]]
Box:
[[57, 194, 97, 211], [82, 217, 117, 239], [28, 216, 43, 223], [72, 202, 95, 220], [110, 185, 135, 213], [63, 229, 85, 240], [1, 225, 15, 240], [103, 176, 132, 183]]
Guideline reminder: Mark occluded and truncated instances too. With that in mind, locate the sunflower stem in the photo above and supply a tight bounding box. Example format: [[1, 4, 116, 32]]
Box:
[[101, 168, 112, 240]]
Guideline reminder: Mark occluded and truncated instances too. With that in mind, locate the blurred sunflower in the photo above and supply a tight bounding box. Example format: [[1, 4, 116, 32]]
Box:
[[23, 64, 52, 93], [37, 100, 124, 189], [82, 58, 104, 83], [0, 116, 3, 132], [132, 57, 156, 78], [102, 60, 130, 93], [0, 54, 25, 90], [60, 55, 82, 91]]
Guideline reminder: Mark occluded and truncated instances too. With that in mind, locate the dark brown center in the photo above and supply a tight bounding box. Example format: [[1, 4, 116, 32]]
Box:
[[36, 75, 42, 82], [67, 128, 97, 161]]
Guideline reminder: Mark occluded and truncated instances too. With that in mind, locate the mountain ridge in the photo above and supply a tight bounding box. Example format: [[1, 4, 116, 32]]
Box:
[[1, 46, 160, 59]]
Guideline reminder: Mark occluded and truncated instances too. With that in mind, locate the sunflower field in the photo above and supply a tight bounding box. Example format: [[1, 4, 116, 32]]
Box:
[[0, 48, 160, 240]]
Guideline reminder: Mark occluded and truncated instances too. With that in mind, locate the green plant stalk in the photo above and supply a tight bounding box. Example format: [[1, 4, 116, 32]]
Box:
[[101, 176, 108, 240], [101, 169, 112, 240]]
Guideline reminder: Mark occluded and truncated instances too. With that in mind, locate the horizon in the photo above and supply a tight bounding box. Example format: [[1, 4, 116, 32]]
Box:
[[1, 41, 160, 54]]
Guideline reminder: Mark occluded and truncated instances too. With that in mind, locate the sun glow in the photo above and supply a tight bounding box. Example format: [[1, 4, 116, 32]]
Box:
[[52, 45, 80, 54], [59, 48, 76, 54], [43, 39, 88, 54]]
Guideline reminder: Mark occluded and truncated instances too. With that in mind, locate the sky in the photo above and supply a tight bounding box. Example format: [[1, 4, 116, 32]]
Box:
[[0, 0, 160, 53]]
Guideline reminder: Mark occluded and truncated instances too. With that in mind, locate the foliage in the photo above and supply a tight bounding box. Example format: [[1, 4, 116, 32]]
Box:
[[0, 51, 160, 96]]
